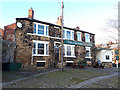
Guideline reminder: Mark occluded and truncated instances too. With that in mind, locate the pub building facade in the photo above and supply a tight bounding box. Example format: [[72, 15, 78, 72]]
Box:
[[15, 8, 96, 68]]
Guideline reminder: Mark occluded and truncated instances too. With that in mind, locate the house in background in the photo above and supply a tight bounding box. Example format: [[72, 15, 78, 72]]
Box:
[[96, 47, 112, 68], [4, 23, 16, 41], [14, 8, 96, 68], [96, 41, 119, 68], [110, 43, 120, 67]]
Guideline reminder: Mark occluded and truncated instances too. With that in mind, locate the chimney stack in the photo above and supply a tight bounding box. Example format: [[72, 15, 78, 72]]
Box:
[[76, 26, 80, 30], [57, 16, 62, 26], [28, 7, 34, 19]]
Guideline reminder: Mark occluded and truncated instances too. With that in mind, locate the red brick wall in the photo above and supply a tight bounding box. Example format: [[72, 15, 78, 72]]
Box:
[[0, 29, 4, 38], [4, 23, 16, 41]]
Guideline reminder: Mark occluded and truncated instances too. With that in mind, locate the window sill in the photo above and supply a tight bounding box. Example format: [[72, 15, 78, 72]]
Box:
[[64, 56, 76, 58], [33, 55, 50, 56], [85, 57, 92, 59]]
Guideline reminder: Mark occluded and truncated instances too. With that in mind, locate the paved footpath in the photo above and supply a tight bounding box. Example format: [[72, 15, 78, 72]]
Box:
[[2, 69, 59, 87], [68, 72, 118, 88]]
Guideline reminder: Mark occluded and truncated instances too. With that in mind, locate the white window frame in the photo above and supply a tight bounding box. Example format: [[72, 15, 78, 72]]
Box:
[[34, 22, 49, 36], [85, 47, 92, 58], [63, 29, 74, 40], [33, 40, 49, 56], [77, 32, 82, 41], [85, 33, 90, 42], [64, 44, 76, 58], [36, 60, 46, 67]]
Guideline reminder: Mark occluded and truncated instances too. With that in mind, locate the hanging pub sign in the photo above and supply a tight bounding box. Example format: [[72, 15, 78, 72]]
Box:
[[64, 40, 92, 47]]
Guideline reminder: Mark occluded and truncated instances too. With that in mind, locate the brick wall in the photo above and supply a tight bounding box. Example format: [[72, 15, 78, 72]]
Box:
[[4, 23, 16, 41]]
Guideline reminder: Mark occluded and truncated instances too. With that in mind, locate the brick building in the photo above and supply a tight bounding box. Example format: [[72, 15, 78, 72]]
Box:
[[4, 23, 16, 41], [15, 8, 96, 68], [0, 28, 4, 39]]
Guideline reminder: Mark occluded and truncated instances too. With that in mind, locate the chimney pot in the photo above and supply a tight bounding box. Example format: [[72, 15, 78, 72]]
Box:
[[28, 8, 34, 19], [76, 26, 80, 30]]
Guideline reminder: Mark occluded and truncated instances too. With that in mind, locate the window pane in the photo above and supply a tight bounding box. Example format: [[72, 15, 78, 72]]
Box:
[[72, 32, 74, 40], [37, 62, 45, 67], [38, 43, 44, 54], [77, 33, 81, 41], [86, 51, 89, 57], [38, 25, 44, 35], [38, 25, 44, 29], [71, 46, 75, 56], [67, 46, 71, 56], [34, 24, 36, 34], [33, 43, 36, 54], [33, 48, 36, 54], [46, 26, 48, 36], [116, 56, 119, 60], [85, 34, 90, 42], [33, 43, 36, 48], [46, 44, 49, 55], [67, 31, 71, 40], [106, 55, 109, 60], [115, 50, 119, 55], [63, 30, 65, 38]]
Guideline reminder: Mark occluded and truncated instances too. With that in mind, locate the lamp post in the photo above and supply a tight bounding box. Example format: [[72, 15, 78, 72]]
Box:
[[61, 1, 64, 72]]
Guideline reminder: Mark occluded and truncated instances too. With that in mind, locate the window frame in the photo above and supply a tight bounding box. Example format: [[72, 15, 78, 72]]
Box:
[[33, 40, 49, 56], [85, 47, 91, 58], [34, 22, 49, 36], [36, 61, 46, 67], [64, 44, 75, 57], [85, 33, 90, 42], [77, 32, 82, 41], [105, 55, 110, 60], [63, 29, 74, 40]]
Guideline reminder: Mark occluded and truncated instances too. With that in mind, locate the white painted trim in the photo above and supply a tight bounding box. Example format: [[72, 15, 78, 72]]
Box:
[[33, 55, 50, 56], [54, 41, 61, 44], [66, 61, 74, 63], [64, 44, 75, 47], [64, 44, 75, 57], [32, 40, 49, 56], [85, 57, 92, 59], [54, 26, 60, 29], [63, 29, 74, 40], [33, 22, 49, 36], [27, 33, 62, 40], [64, 56, 76, 58], [36, 61, 46, 62], [33, 40, 49, 43]]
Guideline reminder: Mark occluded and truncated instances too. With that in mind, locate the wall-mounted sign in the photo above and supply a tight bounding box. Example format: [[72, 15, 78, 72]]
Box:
[[64, 40, 92, 47], [17, 22, 22, 28]]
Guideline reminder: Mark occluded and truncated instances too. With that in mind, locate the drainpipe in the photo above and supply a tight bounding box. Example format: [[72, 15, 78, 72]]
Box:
[[31, 48, 33, 65]]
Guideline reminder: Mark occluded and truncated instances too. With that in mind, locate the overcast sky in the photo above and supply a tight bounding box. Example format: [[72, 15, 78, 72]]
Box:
[[0, 0, 119, 44]]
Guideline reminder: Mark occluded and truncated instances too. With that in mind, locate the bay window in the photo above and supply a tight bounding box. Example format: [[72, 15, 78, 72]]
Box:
[[64, 44, 75, 57], [34, 23, 49, 36], [33, 41, 49, 56]]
